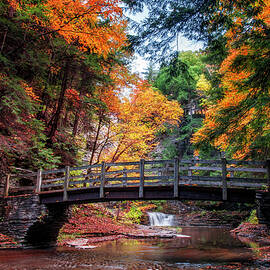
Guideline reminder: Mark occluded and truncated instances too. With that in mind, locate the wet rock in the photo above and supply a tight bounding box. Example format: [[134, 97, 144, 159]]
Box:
[[66, 238, 97, 249], [0, 195, 70, 248], [123, 225, 188, 239], [231, 222, 270, 243]]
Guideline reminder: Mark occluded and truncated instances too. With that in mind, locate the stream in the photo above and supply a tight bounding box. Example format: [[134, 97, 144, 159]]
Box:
[[0, 226, 265, 270]]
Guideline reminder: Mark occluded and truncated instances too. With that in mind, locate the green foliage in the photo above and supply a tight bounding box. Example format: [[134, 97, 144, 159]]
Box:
[[154, 52, 205, 104], [124, 206, 143, 224], [153, 51, 215, 159], [143, 63, 158, 83], [31, 142, 61, 169], [160, 138, 178, 160], [124, 0, 218, 62], [246, 209, 258, 225], [149, 200, 166, 212]]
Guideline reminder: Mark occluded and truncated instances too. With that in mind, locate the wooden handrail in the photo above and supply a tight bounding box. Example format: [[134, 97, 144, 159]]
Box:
[[174, 158, 179, 198], [100, 162, 105, 198], [35, 169, 42, 193], [3, 158, 269, 198]]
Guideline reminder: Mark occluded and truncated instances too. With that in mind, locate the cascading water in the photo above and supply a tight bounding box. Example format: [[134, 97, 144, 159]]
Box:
[[147, 212, 175, 226]]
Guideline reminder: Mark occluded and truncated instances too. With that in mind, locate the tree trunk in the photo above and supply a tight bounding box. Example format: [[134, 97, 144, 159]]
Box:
[[48, 59, 70, 140], [96, 122, 111, 164], [72, 111, 80, 137], [72, 91, 83, 137], [72, 64, 89, 137], [89, 116, 102, 165], [1, 29, 8, 53]]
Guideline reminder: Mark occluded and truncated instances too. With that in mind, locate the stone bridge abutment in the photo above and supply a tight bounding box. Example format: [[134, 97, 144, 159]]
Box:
[[256, 191, 270, 226], [0, 195, 70, 248]]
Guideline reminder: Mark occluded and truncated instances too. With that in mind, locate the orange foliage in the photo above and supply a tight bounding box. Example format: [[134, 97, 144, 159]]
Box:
[[20, 82, 40, 102], [102, 80, 183, 163], [65, 89, 80, 107], [9, 0, 128, 56], [97, 64, 138, 115], [192, 0, 270, 159]]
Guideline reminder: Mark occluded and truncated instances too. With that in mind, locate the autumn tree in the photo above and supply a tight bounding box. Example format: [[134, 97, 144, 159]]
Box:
[[0, 0, 129, 175], [192, 0, 270, 160], [84, 63, 138, 165], [126, 0, 269, 160], [99, 80, 183, 163]]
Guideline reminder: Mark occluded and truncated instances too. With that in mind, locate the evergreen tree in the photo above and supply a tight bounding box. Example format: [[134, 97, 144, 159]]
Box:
[[153, 51, 212, 159]]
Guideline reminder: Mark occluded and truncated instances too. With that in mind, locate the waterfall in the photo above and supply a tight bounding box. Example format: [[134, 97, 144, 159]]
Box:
[[147, 212, 175, 226]]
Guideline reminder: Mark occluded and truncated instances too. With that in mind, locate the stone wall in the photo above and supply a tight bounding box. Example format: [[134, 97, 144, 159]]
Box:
[[256, 191, 270, 227], [0, 195, 70, 248]]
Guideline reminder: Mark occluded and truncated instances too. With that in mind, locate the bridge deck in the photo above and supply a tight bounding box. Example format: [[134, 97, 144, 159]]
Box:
[[39, 185, 257, 204], [3, 158, 270, 204]]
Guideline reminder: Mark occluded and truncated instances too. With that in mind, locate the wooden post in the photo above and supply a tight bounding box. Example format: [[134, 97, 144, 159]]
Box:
[[123, 168, 127, 187], [174, 158, 179, 198], [188, 167, 192, 184], [100, 162, 105, 198], [221, 158, 227, 200], [4, 174, 10, 198], [139, 159, 145, 198], [35, 169, 42, 193], [63, 166, 70, 202], [266, 159, 270, 192]]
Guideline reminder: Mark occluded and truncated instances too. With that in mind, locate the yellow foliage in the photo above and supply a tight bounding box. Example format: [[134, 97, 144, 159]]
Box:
[[196, 74, 211, 94], [102, 80, 183, 163]]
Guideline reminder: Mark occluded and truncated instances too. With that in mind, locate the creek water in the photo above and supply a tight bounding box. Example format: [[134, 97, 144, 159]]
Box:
[[0, 226, 263, 270]]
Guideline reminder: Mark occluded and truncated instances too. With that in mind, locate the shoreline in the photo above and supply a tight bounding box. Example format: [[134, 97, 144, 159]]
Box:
[[1, 222, 270, 269], [230, 222, 270, 265]]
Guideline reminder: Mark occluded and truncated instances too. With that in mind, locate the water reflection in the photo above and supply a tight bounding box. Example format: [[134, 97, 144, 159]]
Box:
[[0, 227, 257, 270]]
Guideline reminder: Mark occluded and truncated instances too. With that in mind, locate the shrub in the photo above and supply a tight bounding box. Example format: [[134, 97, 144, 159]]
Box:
[[246, 209, 258, 224]]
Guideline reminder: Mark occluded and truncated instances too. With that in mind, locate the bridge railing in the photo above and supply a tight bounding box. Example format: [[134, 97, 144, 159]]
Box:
[[2, 158, 270, 201]]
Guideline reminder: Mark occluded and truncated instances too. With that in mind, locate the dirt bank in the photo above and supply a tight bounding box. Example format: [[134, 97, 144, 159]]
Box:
[[231, 222, 270, 266]]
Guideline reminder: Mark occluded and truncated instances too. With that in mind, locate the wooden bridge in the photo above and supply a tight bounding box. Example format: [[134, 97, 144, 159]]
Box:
[[2, 158, 270, 248], [3, 158, 270, 204]]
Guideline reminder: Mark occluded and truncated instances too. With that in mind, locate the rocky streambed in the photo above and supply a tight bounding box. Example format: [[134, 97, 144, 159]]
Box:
[[62, 225, 190, 249]]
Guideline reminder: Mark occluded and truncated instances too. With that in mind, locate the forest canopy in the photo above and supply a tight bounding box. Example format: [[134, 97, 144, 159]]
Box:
[[0, 0, 182, 178], [0, 0, 269, 180], [126, 0, 270, 160]]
